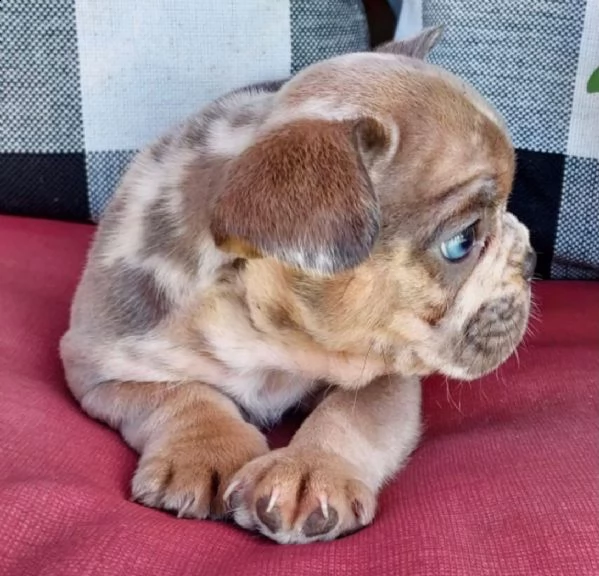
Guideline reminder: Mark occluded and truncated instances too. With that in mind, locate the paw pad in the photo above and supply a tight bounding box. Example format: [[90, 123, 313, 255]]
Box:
[[302, 504, 339, 537]]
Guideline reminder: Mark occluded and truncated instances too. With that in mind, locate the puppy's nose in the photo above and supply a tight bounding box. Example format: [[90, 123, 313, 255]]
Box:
[[522, 249, 537, 281]]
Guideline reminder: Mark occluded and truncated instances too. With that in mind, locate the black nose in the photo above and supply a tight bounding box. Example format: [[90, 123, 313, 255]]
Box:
[[522, 249, 537, 281]]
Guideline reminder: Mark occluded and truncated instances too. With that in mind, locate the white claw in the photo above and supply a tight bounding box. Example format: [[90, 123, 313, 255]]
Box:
[[266, 488, 280, 513], [175, 494, 195, 518], [223, 480, 241, 504], [318, 495, 329, 519]]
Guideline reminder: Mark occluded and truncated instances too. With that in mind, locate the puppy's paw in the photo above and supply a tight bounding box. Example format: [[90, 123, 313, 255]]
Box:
[[225, 447, 376, 543], [131, 422, 269, 519]]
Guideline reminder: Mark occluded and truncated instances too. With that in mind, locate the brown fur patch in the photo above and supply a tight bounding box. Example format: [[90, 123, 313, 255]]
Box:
[[142, 193, 199, 274], [99, 262, 171, 335], [64, 38, 533, 544], [210, 119, 384, 274], [263, 302, 301, 332], [87, 380, 269, 519]]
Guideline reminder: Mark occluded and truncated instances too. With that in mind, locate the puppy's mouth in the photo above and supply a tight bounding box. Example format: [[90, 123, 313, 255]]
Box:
[[447, 291, 531, 380]]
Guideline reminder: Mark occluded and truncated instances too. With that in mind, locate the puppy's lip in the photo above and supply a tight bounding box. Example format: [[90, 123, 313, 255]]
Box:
[[436, 365, 479, 382], [439, 357, 509, 382], [443, 306, 531, 382]]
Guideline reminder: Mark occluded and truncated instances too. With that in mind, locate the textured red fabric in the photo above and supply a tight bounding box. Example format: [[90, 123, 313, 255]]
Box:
[[0, 215, 597, 576]]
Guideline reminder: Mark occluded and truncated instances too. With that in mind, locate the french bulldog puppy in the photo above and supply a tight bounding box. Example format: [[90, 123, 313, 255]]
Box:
[[61, 27, 535, 544]]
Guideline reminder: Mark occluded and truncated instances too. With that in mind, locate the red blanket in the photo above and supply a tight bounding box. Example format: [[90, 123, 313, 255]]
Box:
[[0, 216, 597, 575]]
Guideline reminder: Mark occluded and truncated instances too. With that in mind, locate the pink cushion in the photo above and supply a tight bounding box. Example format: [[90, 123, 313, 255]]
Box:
[[0, 215, 597, 575]]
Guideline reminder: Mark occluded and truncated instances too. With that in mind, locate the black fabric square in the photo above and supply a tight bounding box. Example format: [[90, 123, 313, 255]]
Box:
[[0, 153, 89, 222], [509, 149, 565, 279]]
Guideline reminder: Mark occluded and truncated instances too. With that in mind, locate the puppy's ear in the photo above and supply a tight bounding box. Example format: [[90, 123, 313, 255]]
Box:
[[376, 25, 443, 59], [211, 118, 389, 274]]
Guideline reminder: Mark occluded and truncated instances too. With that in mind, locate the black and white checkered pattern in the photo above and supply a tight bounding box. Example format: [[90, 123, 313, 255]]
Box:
[[3, 1, 597, 279], [1, 0, 369, 221], [418, 0, 598, 279]]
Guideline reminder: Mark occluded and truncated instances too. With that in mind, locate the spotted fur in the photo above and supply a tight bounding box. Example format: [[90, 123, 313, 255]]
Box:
[[61, 28, 534, 544]]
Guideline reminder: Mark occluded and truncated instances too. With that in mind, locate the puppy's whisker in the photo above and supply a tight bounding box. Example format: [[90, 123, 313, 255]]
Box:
[[340, 274, 355, 303], [510, 333, 521, 368], [491, 343, 506, 386], [445, 377, 463, 415], [506, 319, 522, 369], [528, 304, 542, 321], [353, 340, 375, 416], [359, 340, 375, 380], [493, 354, 508, 390], [456, 381, 465, 412], [381, 348, 394, 392], [381, 347, 392, 375], [478, 381, 489, 404], [323, 381, 336, 399], [352, 387, 360, 416]]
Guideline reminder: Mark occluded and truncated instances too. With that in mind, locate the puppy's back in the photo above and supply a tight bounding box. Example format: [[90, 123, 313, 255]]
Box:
[[60, 82, 282, 400]]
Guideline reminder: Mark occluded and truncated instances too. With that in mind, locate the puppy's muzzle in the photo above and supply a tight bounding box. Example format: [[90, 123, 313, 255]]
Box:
[[441, 213, 534, 380]]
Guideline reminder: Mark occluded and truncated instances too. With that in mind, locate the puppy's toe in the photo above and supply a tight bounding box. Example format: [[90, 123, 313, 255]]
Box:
[[131, 455, 214, 519], [225, 447, 376, 543], [131, 424, 269, 519], [255, 495, 284, 533], [302, 504, 339, 537]]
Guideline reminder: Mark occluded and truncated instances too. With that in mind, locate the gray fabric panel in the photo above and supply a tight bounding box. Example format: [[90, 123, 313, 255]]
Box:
[[87, 150, 136, 221], [290, 0, 370, 74], [551, 157, 599, 280], [75, 0, 293, 153], [423, 0, 585, 154], [1, 0, 83, 153]]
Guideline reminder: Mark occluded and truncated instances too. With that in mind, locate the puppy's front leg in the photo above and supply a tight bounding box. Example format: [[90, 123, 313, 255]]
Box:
[[81, 381, 269, 518], [227, 376, 421, 543]]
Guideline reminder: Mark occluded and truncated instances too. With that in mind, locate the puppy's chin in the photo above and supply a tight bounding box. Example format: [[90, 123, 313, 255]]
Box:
[[441, 289, 531, 381], [433, 213, 533, 381]]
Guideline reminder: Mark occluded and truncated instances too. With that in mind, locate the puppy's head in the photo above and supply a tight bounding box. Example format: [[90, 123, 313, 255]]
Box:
[[211, 27, 534, 381]]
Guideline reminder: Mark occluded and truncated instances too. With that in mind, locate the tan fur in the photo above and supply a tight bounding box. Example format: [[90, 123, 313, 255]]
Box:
[[226, 375, 420, 543], [61, 28, 534, 544], [83, 380, 268, 518]]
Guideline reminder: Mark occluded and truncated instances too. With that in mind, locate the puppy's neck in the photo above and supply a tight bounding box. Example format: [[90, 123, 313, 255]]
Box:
[[238, 258, 435, 380]]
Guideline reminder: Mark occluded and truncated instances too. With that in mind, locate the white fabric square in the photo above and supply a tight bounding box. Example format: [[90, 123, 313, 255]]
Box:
[[567, 0, 599, 160], [75, 0, 291, 152]]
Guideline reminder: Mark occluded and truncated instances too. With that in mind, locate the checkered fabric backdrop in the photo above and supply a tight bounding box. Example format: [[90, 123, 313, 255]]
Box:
[[418, 0, 599, 279], [2, 1, 598, 279], [1, 0, 369, 220]]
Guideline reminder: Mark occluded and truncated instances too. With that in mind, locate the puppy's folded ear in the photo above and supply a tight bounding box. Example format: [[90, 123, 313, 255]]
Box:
[[210, 118, 389, 274], [376, 25, 443, 59]]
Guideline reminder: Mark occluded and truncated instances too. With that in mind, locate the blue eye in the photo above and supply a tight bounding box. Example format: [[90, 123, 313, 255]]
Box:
[[440, 224, 476, 262]]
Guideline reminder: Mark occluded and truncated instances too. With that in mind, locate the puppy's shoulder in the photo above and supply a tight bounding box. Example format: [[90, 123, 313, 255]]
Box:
[[65, 81, 286, 368], [93, 79, 284, 271], [179, 80, 284, 158]]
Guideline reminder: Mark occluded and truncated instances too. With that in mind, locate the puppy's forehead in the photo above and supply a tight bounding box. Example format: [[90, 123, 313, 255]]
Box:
[[275, 53, 514, 205], [275, 52, 504, 129]]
